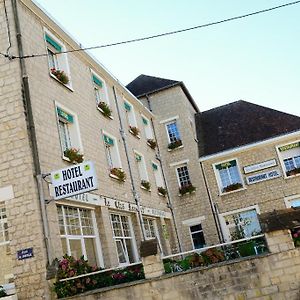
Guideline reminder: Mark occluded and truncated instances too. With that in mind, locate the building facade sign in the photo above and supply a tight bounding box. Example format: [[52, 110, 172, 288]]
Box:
[[243, 159, 277, 174], [17, 248, 34, 260], [246, 169, 281, 185]]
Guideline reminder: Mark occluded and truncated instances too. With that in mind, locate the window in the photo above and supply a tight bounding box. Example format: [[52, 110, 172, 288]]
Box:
[[176, 165, 191, 187], [124, 100, 138, 130], [190, 224, 206, 249], [141, 115, 154, 140], [166, 121, 181, 143], [110, 214, 137, 265], [56, 105, 82, 158], [152, 162, 164, 188], [221, 207, 261, 242], [135, 152, 150, 189], [284, 195, 300, 208], [0, 203, 8, 245], [103, 133, 121, 170], [278, 142, 300, 177], [143, 218, 163, 253], [214, 160, 243, 193], [57, 205, 103, 266], [45, 31, 70, 86]]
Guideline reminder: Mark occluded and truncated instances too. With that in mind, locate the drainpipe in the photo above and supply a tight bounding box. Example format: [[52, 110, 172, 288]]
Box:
[[145, 95, 183, 253], [11, 0, 51, 264], [112, 86, 146, 241], [199, 161, 224, 243]]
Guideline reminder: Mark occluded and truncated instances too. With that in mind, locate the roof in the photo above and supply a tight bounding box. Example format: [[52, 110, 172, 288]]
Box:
[[126, 74, 199, 112], [196, 100, 300, 156]]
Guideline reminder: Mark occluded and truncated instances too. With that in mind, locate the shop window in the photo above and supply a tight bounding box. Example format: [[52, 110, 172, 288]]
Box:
[[57, 205, 102, 267], [214, 159, 243, 194], [110, 214, 137, 266], [278, 142, 300, 177], [189, 224, 206, 249]]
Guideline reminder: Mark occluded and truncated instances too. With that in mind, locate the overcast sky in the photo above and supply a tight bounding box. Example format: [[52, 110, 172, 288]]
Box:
[[35, 0, 300, 116]]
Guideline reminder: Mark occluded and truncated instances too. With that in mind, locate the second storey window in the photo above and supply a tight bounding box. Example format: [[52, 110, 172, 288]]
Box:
[[166, 121, 182, 150], [152, 162, 166, 195], [278, 142, 300, 177], [0, 202, 8, 245], [214, 160, 243, 194], [176, 165, 195, 195], [103, 134, 121, 169], [135, 152, 150, 191], [124, 101, 139, 137]]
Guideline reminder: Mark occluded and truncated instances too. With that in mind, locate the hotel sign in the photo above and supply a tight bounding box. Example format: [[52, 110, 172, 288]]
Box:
[[246, 169, 281, 185], [243, 159, 277, 174], [51, 161, 98, 200]]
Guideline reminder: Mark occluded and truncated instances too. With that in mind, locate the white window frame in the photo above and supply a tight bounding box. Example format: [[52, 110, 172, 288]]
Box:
[[284, 194, 300, 208], [0, 202, 8, 246], [44, 29, 72, 88], [102, 131, 122, 170], [152, 161, 165, 188], [91, 70, 110, 106], [142, 217, 163, 254], [110, 213, 138, 266], [124, 99, 138, 128], [55, 102, 83, 160], [165, 120, 181, 144], [213, 158, 244, 195], [189, 224, 206, 250], [141, 114, 154, 140], [175, 164, 192, 188], [276, 140, 300, 179], [219, 205, 261, 242], [134, 150, 149, 182], [57, 204, 104, 267], [183, 216, 206, 250]]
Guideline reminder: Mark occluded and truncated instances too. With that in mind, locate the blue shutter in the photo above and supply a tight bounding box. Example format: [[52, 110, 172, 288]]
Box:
[[57, 107, 73, 123], [92, 75, 103, 88], [45, 35, 62, 52], [103, 135, 114, 146]]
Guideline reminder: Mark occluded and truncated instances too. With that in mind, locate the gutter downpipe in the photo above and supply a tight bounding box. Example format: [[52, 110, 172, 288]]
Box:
[[11, 0, 51, 264], [199, 161, 224, 243], [145, 94, 183, 253], [112, 86, 146, 241]]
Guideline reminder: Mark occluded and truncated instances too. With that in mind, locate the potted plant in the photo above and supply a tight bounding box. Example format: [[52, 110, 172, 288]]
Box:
[[292, 228, 300, 247], [222, 183, 243, 193], [286, 167, 300, 177], [64, 148, 84, 164], [168, 139, 182, 150], [179, 184, 196, 195], [158, 186, 167, 196], [50, 68, 69, 85], [129, 126, 140, 137], [97, 102, 112, 118], [147, 139, 157, 149], [110, 168, 126, 182], [141, 180, 151, 191]]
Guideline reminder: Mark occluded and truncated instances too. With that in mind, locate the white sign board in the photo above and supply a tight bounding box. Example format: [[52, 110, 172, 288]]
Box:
[[246, 169, 281, 185], [51, 161, 98, 200], [243, 159, 277, 174]]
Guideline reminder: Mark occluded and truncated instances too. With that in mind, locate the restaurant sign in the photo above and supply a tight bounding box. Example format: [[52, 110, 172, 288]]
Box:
[[246, 169, 281, 185], [243, 159, 277, 174]]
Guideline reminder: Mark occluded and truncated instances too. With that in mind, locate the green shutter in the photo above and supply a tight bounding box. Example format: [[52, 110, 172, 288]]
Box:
[[152, 163, 158, 171], [57, 107, 73, 123], [278, 142, 300, 152], [135, 153, 142, 162], [92, 75, 103, 88], [45, 35, 62, 52], [103, 135, 114, 146], [124, 102, 131, 111], [215, 160, 237, 170], [142, 117, 148, 125]]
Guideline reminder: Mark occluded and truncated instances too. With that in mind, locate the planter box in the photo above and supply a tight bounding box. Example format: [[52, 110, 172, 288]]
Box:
[[1, 295, 18, 300]]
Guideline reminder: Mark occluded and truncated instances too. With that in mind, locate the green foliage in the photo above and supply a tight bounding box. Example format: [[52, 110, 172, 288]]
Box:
[[64, 148, 84, 164], [292, 228, 300, 247], [129, 126, 140, 136], [167, 139, 182, 150], [222, 183, 243, 193], [179, 184, 196, 195], [158, 186, 167, 196], [51, 68, 69, 84], [147, 139, 157, 149], [98, 102, 112, 118], [141, 180, 151, 191], [110, 168, 126, 181], [0, 286, 7, 298]]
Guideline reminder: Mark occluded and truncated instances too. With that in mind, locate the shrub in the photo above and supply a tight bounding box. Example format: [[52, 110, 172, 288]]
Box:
[[158, 186, 167, 196], [64, 148, 84, 164], [141, 180, 151, 191], [168, 139, 182, 150], [51, 68, 69, 84], [97, 102, 112, 118]]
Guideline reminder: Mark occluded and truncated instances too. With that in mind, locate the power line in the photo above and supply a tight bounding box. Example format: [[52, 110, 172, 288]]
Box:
[[2, 0, 300, 60]]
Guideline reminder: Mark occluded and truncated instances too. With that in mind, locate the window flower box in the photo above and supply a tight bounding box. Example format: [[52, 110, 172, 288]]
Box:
[[110, 168, 126, 182], [129, 126, 140, 138], [222, 183, 243, 193], [147, 139, 157, 149], [179, 184, 196, 195], [141, 180, 151, 191], [97, 102, 112, 118], [158, 186, 167, 196], [51, 68, 69, 85], [286, 168, 300, 177], [168, 139, 183, 150], [0, 286, 7, 298], [64, 148, 84, 164]]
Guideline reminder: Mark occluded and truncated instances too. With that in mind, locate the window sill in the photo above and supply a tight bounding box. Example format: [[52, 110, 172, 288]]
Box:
[[167, 145, 184, 152], [109, 173, 125, 182], [50, 72, 73, 91], [178, 190, 196, 197], [97, 107, 114, 120], [129, 129, 140, 139], [140, 185, 151, 192], [146, 140, 156, 150], [158, 192, 166, 197], [219, 187, 246, 196], [62, 154, 84, 164], [284, 173, 300, 180]]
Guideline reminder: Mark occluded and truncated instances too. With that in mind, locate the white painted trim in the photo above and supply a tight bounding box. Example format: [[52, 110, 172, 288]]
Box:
[[199, 130, 300, 162], [90, 69, 110, 106], [133, 150, 149, 181], [182, 216, 206, 226], [0, 186, 14, 202], [159, 115, 179, 124], [284, 194, 300, 208], [101, 130, 122, 169], [169, 159, 189, 167]]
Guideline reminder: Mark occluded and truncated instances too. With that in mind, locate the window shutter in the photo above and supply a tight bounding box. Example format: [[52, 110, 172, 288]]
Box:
[[57, 107, 74, 123], [124, 102, 131, 111], [103, 135, 114, 146], [45, 35, 62, 52], [142, 117, 148, 125], [92, 75, 103, 88], [278, 142, 300, 152], [135, 153, 142, 162], [152, 163, 158, 171], [215, 160, 236, 170]]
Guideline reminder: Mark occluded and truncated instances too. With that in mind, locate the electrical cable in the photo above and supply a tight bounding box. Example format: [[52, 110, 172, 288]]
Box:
[[1, 0, 300, 60]]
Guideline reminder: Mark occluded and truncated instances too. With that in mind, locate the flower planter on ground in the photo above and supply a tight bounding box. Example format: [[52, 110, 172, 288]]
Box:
[[147, 139, 157, 149], [179, 184, 196, 195], [286, 168, 300, 177], [168, 139, 182, 150], [141, 180, 151, 191], [129, 126, 140, 137], [110, 168, 126, 182], [157, 186, 167, 196], [222, 183, 243, 193], [97, 102, 112, 118], [51, 68, 69, 85], [64, 148, 84, 164]]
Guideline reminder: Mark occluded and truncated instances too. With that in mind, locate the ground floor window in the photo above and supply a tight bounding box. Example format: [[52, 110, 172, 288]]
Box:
[[284, 195, 300, 208], [57, 205, 102, 266], [110, 213, 137, 265], [189, 224, 206, 249]]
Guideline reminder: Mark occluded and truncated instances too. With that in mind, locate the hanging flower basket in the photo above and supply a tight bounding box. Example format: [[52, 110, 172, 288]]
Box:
[[64, 148, 84, 164], [51, 68, 69, 85], [147, 139, 157, 149], [141, 180, 151, 191], [158, 186, 167, 196], [179, 184, 196, 195], [97, 102, 112, 118], [222, 183, 243, 193], [168, 139, 182, 150], [110, 168, 126, 182]]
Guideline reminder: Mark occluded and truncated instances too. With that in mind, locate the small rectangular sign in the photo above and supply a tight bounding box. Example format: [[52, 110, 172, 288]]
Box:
[[51, 161, 98, 200], [243, 159, 277, 174], [246, 169, 281, 185], [17, 248, 34, 260]]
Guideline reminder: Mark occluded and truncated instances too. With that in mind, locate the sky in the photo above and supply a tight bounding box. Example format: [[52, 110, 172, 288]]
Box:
[[35, 0, 300, 116]]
